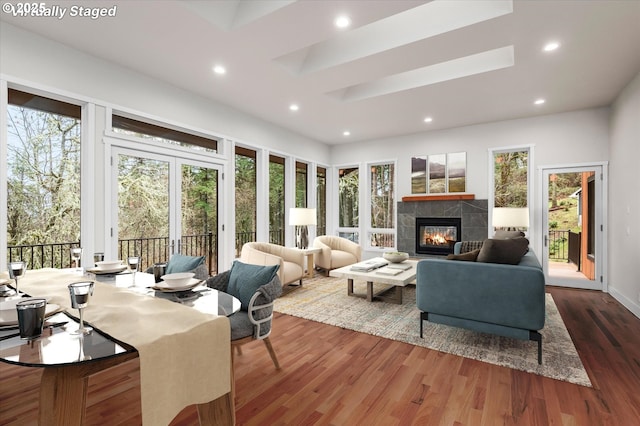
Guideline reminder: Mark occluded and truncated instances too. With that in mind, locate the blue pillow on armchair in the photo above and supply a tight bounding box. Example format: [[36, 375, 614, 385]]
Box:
[[227, 260, 279, 311], [165, 253, 205, 274]]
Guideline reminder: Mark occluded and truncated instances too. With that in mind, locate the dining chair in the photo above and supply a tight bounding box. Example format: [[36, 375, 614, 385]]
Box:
[[206, 262, 283, 369]]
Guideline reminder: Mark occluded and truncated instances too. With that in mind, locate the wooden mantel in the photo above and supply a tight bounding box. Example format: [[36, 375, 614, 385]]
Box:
[[401, 194, 475, 202]]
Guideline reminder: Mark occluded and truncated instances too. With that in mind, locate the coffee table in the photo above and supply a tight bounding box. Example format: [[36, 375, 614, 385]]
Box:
[[329, 257, 417, 304]]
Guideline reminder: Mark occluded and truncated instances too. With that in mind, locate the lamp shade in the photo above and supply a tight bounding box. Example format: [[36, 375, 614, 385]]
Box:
[[493, 207, 529, 228], [289, 208, 317, 226]]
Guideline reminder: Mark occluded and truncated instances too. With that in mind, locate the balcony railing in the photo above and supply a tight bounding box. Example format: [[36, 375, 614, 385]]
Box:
[[8, 233, 219, 274], [9, 228, 325, 273], [548, 230, 569, 262]]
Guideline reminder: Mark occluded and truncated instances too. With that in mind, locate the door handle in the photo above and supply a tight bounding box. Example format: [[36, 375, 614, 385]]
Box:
[[544, 234, 548, 247]]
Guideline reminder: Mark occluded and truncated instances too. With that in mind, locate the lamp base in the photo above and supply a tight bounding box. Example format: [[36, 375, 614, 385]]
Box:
[[295, 226, 309, 250]]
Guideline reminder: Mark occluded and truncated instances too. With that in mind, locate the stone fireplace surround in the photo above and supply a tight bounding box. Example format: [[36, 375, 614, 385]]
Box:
[[397, 198, 488, 257]]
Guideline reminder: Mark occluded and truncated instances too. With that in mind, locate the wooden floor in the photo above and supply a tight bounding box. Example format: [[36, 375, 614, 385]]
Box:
[[1, 286, 639, 425]]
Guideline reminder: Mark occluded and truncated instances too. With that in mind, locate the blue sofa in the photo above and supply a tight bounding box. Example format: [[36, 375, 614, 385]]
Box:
[[416, 242, 546, 364]]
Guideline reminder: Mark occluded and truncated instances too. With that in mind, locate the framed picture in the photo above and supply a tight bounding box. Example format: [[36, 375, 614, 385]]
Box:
[[447, 152, 466, 193], [411, 156, 426, 193], [428, 154, 446, 193]]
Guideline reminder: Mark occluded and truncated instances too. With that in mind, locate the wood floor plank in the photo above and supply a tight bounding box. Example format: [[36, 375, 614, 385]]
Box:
[[1, 286, 639, 425]]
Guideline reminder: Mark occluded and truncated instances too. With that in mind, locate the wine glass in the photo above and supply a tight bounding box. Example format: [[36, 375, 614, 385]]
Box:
[[127, 256, 141, 286], [9, 261, 27, 295], [70, 247, 83, 272], [68, 281, 94, 335]]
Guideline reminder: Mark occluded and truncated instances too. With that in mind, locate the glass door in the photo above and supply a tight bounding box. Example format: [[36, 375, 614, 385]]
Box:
[[111, 147, 221, 274], [541, 165, 605, 290]]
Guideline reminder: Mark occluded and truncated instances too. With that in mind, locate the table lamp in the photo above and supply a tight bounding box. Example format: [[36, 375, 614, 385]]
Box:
[[289, 208, 316, 249], [492, 207, 529, 231]]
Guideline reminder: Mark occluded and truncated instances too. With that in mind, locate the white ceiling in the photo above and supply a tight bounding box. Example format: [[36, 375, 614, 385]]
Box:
[[2, 0, 640, 145]]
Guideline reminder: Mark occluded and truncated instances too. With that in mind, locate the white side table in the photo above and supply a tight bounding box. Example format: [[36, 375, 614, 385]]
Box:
[[292, 247, 321, 278]]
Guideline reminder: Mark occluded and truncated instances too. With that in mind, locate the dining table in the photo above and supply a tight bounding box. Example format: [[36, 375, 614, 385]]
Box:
[[0, 268, 235, 426]]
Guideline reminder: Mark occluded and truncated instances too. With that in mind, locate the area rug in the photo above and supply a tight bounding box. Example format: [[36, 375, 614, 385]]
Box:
[[275, 275, 592, 387]]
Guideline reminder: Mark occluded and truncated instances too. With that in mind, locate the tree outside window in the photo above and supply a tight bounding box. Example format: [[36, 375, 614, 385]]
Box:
[[235, 147, 257, 254], [316, 167, 327, 236], [269, 155, 285, 245], [494, 150, 528, 208], [338, 166, 359, 242], [370, 163, 395, 248], [6, 90, 81, 268]]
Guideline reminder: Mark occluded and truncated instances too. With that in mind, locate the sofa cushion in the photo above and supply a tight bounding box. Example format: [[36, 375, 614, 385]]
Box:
[[493, 230, 526, 239], [165, 253, 205, 274], [459, 241, 484, 254], [227, 260, 279, 310], [446, 248, 481, 261], [476, 238, 529, 265]]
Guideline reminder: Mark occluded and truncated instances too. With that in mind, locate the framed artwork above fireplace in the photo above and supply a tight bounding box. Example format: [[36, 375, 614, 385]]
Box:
[[411, 152, 466, 195]]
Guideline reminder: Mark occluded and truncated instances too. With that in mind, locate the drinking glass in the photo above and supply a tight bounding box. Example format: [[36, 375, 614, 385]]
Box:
[[9, 261, 27, 294], [93, 252, 104, 264], [68, 281, 94, 335], [128, 256, 141, 286], [70, 247, 83, 272]]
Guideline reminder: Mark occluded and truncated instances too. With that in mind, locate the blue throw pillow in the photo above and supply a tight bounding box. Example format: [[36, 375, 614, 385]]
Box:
[[165, 253, 205, 274], [227, 260, 279, 311]]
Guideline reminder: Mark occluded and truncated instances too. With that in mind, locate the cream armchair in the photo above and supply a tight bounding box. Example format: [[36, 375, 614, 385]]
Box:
[[240, 242, 305, 286], [313, 235, 362, 274]]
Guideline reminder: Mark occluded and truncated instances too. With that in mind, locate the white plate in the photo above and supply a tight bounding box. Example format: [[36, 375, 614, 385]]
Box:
[[152, 278, 202, 292], [0, 299, 62, 326], [87, 265, 128, 275]]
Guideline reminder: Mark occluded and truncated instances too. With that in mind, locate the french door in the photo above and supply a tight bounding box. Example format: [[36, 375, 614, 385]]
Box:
[[540, 164, 607, 291], [110, 147, 222, 274]]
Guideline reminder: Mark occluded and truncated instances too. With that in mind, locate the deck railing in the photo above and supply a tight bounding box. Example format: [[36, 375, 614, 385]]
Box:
[[548, 230, 569, 262]]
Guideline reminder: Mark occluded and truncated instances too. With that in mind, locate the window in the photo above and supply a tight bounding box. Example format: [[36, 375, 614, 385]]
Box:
[[6, 89, 81, 268], [113, 114, 218, 153], [369, 163, 395, 248], [338, 166, 359, 242], [269, 155, 285, 245], [316, 166, 327, 236], [235, 147, 256, 255], [295, 161, 308, 208], [494, 150, 529, 208]]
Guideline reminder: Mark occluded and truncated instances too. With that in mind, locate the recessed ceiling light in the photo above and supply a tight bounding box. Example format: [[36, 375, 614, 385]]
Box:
[[213, 65, 226, 75], [335, 15, 351, 29], [543, 42, 560, 52], [424, 117, 433, 123], [343, 130, 351, 136], [534, 98, 546, 105], [289, 104, 299, 111]]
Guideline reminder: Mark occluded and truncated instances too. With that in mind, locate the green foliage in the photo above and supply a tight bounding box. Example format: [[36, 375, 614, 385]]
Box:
[[339, 167, 359, 227], [494, 151, 528, 208], [235, 153, 256, 238], [7, 106, 81, 248], [549, 221, 558, 229]]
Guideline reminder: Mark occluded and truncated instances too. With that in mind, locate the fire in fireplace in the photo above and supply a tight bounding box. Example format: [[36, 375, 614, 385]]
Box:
[[416, 217, 462, 255]]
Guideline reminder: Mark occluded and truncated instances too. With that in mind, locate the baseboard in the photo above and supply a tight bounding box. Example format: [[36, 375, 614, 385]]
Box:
[[609, 287, 640, 320]]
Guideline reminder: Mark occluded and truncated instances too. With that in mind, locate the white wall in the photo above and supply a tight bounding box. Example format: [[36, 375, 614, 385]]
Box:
[[331, 109, 610, 198], [331, 108, 610, 256], [608, 71, 640, 318], [0, 22, 329, 163]]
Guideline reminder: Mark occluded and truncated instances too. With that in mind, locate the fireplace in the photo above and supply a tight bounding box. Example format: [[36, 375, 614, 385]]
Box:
[[416, 217, 462, 255]]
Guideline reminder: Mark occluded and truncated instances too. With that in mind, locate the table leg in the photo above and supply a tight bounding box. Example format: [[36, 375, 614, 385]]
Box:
[[198, 344, 235, 425], [366, 282, 374, 302], [40, 365, 89, 426], [197, 392, 235, 425], [347, 278, 354, 296], [305, 254, 314, 278]]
